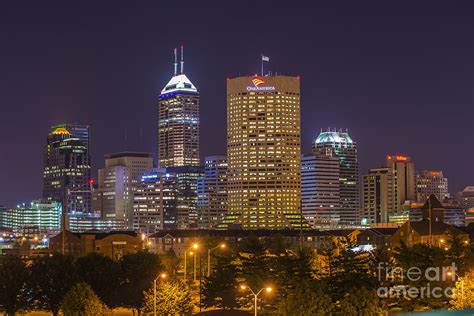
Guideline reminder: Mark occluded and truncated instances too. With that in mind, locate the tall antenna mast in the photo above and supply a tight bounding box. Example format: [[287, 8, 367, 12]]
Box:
[[180, 45, 184, 74], [174, 48, 178, 76]]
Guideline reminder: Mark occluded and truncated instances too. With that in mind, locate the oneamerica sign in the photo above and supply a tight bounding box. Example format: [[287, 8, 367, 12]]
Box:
[[246, 86, 276, 91], [246, 78, 275, 91]]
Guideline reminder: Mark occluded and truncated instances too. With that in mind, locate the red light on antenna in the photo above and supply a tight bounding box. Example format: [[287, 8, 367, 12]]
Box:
[[296, 75, 300, 79], [89, 179, 95, 185], [226, 77, 230, 80]]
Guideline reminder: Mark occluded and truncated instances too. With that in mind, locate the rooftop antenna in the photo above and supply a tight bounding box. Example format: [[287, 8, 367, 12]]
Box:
[[174, 48, 178, 76], [180, 45, 184, 74]]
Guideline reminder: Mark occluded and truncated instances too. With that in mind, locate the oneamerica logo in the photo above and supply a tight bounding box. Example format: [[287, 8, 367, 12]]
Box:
[[246, 78, 276, 91]]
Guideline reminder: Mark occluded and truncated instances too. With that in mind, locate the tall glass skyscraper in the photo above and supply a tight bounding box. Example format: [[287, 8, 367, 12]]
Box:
[[313, 130, 359, 226], [42, 124, 92, 213], [158, 47, 199, 168]]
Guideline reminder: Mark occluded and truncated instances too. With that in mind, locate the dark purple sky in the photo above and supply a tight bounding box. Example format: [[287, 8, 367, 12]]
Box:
[[1, 1, 473, 207]]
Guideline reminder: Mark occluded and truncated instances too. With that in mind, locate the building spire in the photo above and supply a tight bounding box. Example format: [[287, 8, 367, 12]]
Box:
[[180, 45, 184, 74], [174, 48, 178, 76]]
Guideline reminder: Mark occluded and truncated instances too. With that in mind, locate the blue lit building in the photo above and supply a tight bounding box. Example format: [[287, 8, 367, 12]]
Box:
[[158, 47, 200, 168], [313, 130, 359, 226]]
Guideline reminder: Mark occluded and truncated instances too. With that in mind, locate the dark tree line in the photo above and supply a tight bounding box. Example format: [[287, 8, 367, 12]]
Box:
[[0, 233, 471, 315], [0, 251, 167, 316], [202, 233, 473, 315]]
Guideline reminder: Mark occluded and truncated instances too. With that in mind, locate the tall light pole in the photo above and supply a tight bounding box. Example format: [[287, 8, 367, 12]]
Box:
[[447, 271, 464, 308], [184, 243, 199, 282], [240, 285, 272, 316], [207, 243, 226, 277], [153, 273, 167, 316]]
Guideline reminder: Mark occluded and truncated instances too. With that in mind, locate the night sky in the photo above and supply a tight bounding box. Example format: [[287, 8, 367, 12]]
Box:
[[1, 1, 473, 207]]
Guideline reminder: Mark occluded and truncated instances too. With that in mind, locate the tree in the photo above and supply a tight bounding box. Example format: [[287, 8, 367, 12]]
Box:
[[276, 280, 333, 316], [445, 232, 472, 275], [76, 253, 122, 307], [450, 269, 474, 310], [60, 282, 108, 316], [202, 254, 240, 310], [160, 249, 180, 276], [338, 286, 386, 316], [326, 238, 375, 302], [29, 253, 77, 316], [142, 279, 194, 315], [0, 255, 29, 316], [119, 251, 163, 315], [237, 235, 273, 290], [393, 243, 448, 311]]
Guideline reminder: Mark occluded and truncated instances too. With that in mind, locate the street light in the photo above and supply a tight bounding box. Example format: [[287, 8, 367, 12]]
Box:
[[240, 285, 273, 316], [208, 243, 226, 277], [447, 271, 464, 309], [184, 243, 199, 282], [153, 273, 167, 316]]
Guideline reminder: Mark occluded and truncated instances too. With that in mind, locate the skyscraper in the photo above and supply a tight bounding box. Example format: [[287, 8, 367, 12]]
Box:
[[50, 123, 90, 151], [362, 167, 396, 224], [416, 170, 449, 202], [313, 130, 359, 226], [362, 155, 416, 224], [222, 75, 303, 229], [301, 152, 340, 228], [158, 47, 200, 168], [42, 125, 91, 213], [96, 152, 154, 229], [386, 155, 416, 206], [197, 156, 228, 229]]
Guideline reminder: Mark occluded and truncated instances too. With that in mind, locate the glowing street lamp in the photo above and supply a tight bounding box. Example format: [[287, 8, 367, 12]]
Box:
[[240, 285, 273, 316], [447, 271, 464, 308], [208, 243, 226, 277], [153, 272, 167, 316], [184, 243, 199, 282]]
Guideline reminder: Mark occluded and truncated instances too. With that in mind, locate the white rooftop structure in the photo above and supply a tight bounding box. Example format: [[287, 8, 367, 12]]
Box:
[[161, 74, 198, 94], [160, 46, 198, 95]]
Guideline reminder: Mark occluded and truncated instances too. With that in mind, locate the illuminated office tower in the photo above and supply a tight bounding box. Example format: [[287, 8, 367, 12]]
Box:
[[96, 152, 153, 229], [313, 130, 359, 226], [301, 152, 341, 228], [223, 75, 303, 229], [386, 155, 416, 206], [362, 155, 416, 224], [362, 167, 396, 224], [416, 170, 449, 202], [133, 172, 178, 233], [50, 123, 90, 151], [158, 47, 199, 168], [42, 125, 91, 213], [197, 156, 228, 229]]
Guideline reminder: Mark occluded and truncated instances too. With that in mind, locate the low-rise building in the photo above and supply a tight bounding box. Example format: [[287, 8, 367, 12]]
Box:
[[409, 195, 465, 227], [147, 229, 343, 256], [50, 230, 141, 259], [357, 228, 398, 249], [0, 200, 61, 236], [391, 220, 469, 247]]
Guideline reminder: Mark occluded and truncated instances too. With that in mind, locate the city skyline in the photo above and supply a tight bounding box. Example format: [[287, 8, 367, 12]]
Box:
[[1, 2, 473, 207]]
